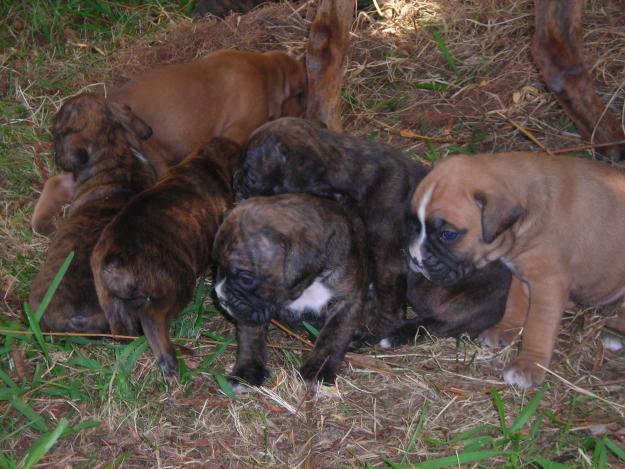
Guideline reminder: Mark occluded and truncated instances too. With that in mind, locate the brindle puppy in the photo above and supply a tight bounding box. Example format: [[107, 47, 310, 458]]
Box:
[[29, 93, 157, 333], [212, 193, 368, 386], [91, 138, 241, 377], [235, 117, 511, 344]]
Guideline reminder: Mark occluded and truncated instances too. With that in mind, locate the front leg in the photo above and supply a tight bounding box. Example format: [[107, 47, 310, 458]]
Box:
[[366, 250, 406, 340], [503, 270, 569, 388], [231, 322, 269, 388], [300, 296, 363, 384], [479, 276, 529, 347]]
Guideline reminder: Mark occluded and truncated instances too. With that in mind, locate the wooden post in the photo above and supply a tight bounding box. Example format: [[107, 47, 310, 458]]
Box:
[[305, 0, 355, 132], [532, 0, 625, 160]]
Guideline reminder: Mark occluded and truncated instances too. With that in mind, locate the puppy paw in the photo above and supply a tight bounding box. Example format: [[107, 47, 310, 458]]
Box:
[[602, 334, 624, 352], [299, 361, 337, 385], [230, 364, 269, 388], [479, 324, 521, 348], [502, 358, 546, 388]]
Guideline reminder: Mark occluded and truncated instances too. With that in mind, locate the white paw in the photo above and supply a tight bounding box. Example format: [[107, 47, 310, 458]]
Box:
[[602, 335, 624, 352], [378, 338, 392, 349], [229, 382, 256, 395], [502, 367, 534, 388]]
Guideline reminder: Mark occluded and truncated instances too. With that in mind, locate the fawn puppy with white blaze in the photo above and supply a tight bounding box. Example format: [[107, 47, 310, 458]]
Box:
[[91, 138, 241, 377], [407, 152, 625, 387], [32, 49, 306, 237], [29, 93, 157, 333]]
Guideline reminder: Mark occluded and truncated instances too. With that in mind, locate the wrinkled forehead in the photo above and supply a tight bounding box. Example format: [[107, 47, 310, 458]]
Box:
[[411, 171, 477, 226]]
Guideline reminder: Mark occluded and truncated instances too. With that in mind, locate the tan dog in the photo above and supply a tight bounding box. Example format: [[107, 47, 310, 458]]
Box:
[[407, 152, 625, 387], [32, 49, 306, 237], [109, 49, 306, 163]]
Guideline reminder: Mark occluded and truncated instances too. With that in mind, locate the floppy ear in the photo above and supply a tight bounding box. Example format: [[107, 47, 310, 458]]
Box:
[[281, 235, 322, 292], [474, 190, 524, 244], [104, 101, 152, 140]]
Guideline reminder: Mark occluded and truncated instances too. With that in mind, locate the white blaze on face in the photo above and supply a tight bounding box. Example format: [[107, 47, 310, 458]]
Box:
[[408, 185, 434, 266], [214, 279, 233, 317], [287, 278, 333, 315]]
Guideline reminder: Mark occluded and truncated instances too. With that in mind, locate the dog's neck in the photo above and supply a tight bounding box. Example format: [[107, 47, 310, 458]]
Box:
[[70, 132, 156, 212]]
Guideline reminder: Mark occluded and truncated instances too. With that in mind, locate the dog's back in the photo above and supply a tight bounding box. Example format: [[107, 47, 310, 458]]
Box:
[[92, 138, 240, 376], [109, 50, 305, 163], [29, 94, 157, 333]]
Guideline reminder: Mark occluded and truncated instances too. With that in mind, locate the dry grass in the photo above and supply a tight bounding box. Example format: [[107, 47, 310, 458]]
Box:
[[2, 0, 625, 467]]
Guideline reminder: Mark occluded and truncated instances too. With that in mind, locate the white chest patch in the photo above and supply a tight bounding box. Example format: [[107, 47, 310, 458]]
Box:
[[287, 278, 333, 314], [408, 185, 434, 266]]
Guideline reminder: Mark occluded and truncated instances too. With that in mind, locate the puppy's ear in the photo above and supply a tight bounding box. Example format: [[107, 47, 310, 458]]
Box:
[[104, 102, 153, 140], [474, 190, 523, 244], [281, 236, 322, 292]]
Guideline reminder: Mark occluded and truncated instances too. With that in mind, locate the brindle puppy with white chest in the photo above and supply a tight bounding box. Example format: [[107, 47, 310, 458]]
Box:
[[212, 193, 368, 386], [235, 117, 511, 344]]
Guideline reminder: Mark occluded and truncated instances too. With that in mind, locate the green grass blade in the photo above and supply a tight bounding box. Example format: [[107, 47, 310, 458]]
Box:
[[509, 385, 547, 433], [594, 437, 607, 469], [604, 437, 625, 461], [490, 388, 508, 437], [430, 28, 458, 77], [213, 373, 236, 399], [10, 396, 48, 432], [400, 400, 429, 464], [201, 340, 232, 368], [414, 81, 449, 91], [392, 450, 510, 468], [24, 303, 48, 360], [20, 417, 69, 469], [34, 251, 74, 322], [448, 424, 492, 444], [0, 368, 18, 390], [119, 337, 148, 375], [301, 321, 320, 338]]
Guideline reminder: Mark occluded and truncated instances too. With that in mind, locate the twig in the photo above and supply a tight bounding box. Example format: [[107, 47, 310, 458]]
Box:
[[271, 319, 313, 347], [364, 116, 459, 143], [550, 140, 625, 155], [502, 114, 555, 156]]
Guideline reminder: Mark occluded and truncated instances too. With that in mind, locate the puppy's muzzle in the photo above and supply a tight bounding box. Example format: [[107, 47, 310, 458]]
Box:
[[406, 243, 474, 287]]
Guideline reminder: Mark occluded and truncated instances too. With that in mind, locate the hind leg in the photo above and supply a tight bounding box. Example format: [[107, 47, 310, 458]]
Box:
[[139, 308, 178, 379]]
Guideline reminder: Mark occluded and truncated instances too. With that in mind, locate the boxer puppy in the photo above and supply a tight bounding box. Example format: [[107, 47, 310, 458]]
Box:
[[407, 152, 625, 387], [91, 138, 241, 378], [33, 48, 306, 236], [29, 93, 157, 333], [235, 117, 511, 343], [109, 49, 307, 164], [212, 193, 368, 386]]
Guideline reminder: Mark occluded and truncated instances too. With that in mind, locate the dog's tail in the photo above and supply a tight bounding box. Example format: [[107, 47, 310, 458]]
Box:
[[92, 251, 146, 336]]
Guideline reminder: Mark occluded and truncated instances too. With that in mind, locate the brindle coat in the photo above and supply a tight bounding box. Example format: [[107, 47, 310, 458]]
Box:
[[235, 117, 511, 343], [91, 138, 241, 377], [212, 193, 368, 386], [29, 93, 157, 333]]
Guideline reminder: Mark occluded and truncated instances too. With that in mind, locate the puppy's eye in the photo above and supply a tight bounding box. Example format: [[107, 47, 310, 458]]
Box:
[[237, 272, 257, 289], [439, 229, 459, 243]]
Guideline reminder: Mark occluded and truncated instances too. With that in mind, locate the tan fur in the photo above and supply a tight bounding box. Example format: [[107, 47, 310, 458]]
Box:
[[109, 49, 306, 164], [411, 152, 625, 387], [31, 173, 75, 236]]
